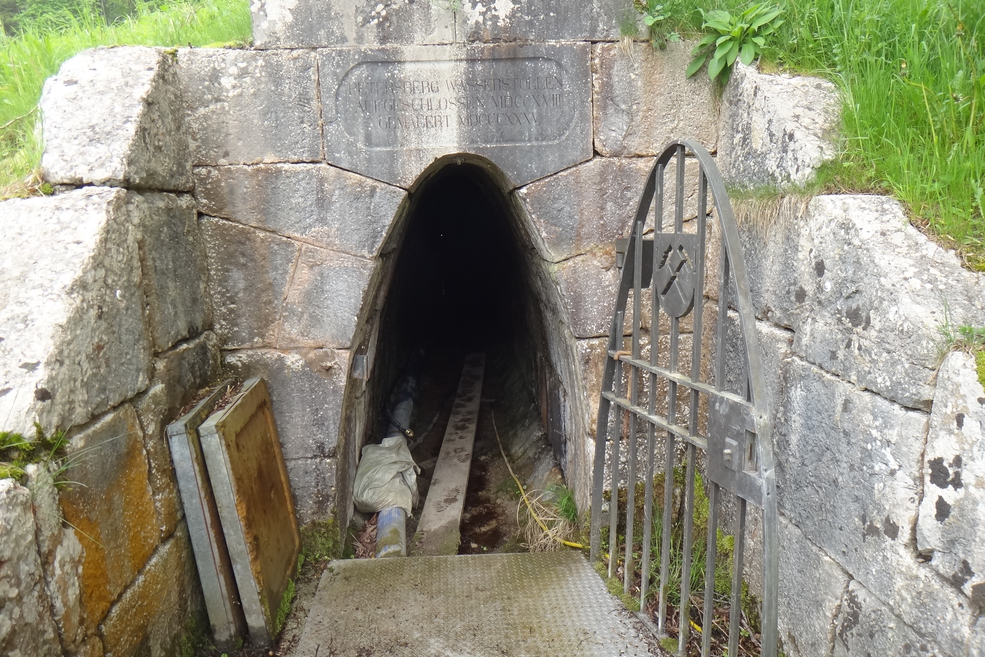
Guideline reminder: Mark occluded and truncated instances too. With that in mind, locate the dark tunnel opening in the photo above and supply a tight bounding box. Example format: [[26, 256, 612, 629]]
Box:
[[385, 164, 530, 359], [362, 161, 568, 555]]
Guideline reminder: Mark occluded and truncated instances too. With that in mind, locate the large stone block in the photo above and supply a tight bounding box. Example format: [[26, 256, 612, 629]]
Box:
[[200, 217, 300, 349], [194, 164, 405, 259], [727, 196, 809, 328], [284, 457, 338, 524], [832, 581, 943, 657], [178, 49, 320, 165], [147, 332, 220, 406], [777, 356, 926, 553], [969, 618, 985, 656], [42, 528, 85, 653], [916, 351, 985, 600], [553, 247, 619, 339], [252, 0, 455, 48], [99, 525, 201, 657], [519, 158, 652, 262], [130, 192, 210, 353], [792, 196, 984, 410], [318, 43, 592, 188], [718, 63, 839, 187], [0, 480, 62, 657], [252, 0, 626, 49], [576, 337, 608, 433], [456, 0, 626, 43], [24, 465, 84, 652], [59, 405, 160, 632], [777, 517, 848, 657], [222, 349, 349, 462], [279, 246, 375, 349], [0, 188, 151, 436], [778, 357, 974, 655], [134, 333, 220, 539], [41, 47, 192, 191], [592, 42, 718, 157]]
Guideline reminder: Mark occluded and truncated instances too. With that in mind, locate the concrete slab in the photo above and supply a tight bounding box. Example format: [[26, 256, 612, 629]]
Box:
[[412, 353, 484, 555], [291, 552, 655, 656]]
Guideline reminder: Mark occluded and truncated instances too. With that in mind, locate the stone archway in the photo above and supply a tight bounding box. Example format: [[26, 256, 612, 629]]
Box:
[[333, 154, 591, 532]]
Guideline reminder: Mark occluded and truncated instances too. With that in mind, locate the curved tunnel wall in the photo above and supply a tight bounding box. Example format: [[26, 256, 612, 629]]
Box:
[[334, 156, 591, 532]]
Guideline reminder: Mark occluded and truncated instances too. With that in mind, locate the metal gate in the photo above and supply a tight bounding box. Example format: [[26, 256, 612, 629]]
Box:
[[589, 140, 777, 657]]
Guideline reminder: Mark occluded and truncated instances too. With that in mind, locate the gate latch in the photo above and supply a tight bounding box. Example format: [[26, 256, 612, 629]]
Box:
[[708, 395, 764, 506]]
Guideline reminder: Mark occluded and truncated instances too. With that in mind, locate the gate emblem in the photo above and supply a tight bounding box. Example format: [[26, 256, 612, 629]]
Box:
[[653, 237, 696, 318]]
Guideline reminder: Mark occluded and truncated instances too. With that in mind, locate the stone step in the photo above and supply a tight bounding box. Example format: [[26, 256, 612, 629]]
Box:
[[411, 353, 485, 556], [290, 552, 656, 657]]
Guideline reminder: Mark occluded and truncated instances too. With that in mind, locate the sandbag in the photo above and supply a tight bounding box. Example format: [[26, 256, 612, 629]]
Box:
[[352, 436, 420, 515]]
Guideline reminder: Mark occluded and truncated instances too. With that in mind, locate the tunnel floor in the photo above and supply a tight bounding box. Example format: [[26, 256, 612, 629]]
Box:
[[406, 350, 522, 555]]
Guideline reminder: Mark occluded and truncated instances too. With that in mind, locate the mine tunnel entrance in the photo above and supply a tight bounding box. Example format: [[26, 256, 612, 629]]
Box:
[[365, 161, 568, 556]]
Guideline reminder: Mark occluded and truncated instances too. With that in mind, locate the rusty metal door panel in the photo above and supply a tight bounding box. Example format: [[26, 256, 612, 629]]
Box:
[[589, 140, 778, 657], [199, 377, 301, 647]]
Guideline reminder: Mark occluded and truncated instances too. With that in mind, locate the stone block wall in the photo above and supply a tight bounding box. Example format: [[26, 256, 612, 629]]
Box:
[[731, 195, 985, 656], [2, 0, 982, 654], [1, 48, 215, 657]]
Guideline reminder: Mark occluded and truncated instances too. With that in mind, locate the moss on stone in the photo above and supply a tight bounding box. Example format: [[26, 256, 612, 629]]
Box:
[[0, 426, 66, 484], [300, 518, 342, 563], [274, 578, 296, 636]]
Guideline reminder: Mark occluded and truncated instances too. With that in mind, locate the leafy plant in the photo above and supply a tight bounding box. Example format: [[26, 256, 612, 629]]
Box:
[[686, 4, 784, 84], [632, 0, 679, 49]]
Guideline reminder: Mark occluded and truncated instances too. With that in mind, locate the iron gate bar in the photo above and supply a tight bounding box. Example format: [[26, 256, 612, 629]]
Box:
[[588, 139, 778, 657]]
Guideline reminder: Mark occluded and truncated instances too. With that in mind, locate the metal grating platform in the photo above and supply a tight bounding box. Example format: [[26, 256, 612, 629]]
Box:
[[291, 552, 657, 656]]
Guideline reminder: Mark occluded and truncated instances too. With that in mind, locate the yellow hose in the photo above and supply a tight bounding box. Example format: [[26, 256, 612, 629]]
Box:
[[491, 410, 585, 550]]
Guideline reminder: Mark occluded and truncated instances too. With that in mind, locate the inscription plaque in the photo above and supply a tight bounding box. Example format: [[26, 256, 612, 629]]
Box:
[[337, 58, 570, 149], [319, 44, 592, 188]]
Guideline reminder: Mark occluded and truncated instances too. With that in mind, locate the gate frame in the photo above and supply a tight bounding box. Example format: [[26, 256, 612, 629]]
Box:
[[588, 139, 778, 657]]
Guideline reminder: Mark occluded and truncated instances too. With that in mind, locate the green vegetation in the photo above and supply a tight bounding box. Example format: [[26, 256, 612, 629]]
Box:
[[687, 4, 785, 84], [273, 577, 295, 635], [937, 303, 985, 386], [600, 469, 759, 654], [177, 611, 212, 657], [547, 483, 578, 524], [0, 0, 251, 195], [0, 424, 67, 483], [300, 518, 343, 563], [636, 0, 985, 270]]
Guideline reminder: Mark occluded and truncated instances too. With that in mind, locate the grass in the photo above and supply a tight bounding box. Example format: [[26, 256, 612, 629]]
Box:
[[0, 0, 251, 195], [637, 0, 985, 271], [600, 469, 762, 656], [937, 301, 985, 387], [0, 424, 67, 483]]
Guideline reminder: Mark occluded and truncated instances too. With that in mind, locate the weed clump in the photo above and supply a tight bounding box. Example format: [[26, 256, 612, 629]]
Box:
[[0, 424, 67, 484]]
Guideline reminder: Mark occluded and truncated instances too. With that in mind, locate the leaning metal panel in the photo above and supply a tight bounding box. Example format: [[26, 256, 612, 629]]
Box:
[[589, 140, 778, 657]]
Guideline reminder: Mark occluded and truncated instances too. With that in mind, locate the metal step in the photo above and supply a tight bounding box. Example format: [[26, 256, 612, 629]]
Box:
[[290, 552, 656, 656], [411, 352, 485, 556]]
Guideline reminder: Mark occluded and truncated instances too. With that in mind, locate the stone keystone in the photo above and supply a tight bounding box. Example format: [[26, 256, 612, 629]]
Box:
[[41, 47, 192, 191]]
